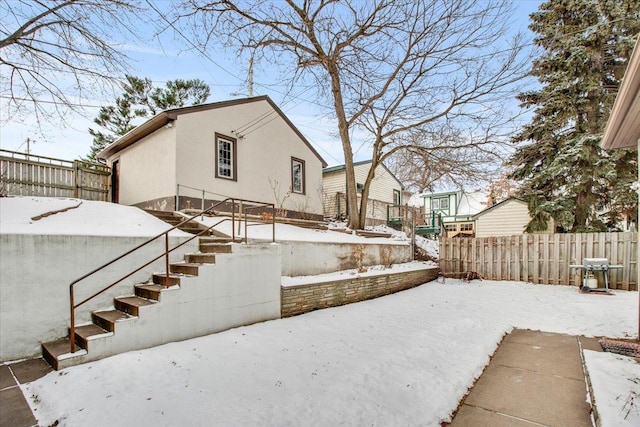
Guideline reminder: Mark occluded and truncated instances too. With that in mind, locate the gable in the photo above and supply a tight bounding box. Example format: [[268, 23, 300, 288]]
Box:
[[97, 96, 327, 167]]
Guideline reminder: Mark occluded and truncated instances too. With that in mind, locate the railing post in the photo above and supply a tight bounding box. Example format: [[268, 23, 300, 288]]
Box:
[[70, 288, 75, 353], [231, 199, 236, 241], [272, 204, 276, 243], [201, 189, 205, 212], [165, 234, 170, 287], [175, 184, 180, 211], [238, 200, 243, 239]]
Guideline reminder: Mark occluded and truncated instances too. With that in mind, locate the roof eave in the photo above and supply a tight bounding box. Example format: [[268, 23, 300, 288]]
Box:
[[97, 112, 174, 159], [602, 37, 640, 150]]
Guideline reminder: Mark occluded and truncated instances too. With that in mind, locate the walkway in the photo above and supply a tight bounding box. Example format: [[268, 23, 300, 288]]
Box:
[[447, 329, 601, 426], [0, 358, 51, 427]]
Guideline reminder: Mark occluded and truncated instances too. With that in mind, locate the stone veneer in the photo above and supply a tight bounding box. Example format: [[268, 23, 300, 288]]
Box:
[[281, 267, 439, 317]]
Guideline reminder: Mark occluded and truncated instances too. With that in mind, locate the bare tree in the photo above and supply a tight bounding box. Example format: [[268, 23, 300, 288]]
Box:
[[387, 126, 505, 194], [0, 0, 144, 126], [178, 0, 528, 229]]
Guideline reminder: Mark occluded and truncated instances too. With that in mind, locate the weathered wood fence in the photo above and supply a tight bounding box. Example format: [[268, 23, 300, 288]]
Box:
[[440, 233, 638, 290], [0, 149, 110, 201]]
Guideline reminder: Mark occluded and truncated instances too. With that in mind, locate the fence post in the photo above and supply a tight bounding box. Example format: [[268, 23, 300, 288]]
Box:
[[73, 160, 80, 198]]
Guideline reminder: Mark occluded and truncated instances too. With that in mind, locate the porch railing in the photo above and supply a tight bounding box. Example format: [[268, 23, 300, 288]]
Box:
[[68, 197, 275, 354]]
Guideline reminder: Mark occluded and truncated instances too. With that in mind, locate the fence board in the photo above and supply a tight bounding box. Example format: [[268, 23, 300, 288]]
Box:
[[440, 232, 638, 291], [1, 149, 109, 201]]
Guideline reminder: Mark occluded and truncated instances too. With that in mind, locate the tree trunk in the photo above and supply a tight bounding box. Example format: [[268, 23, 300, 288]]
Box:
[[327, 62, 360, 229]]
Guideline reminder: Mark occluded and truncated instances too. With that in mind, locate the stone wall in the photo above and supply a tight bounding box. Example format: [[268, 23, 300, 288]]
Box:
[[281, 266, 439, 317]]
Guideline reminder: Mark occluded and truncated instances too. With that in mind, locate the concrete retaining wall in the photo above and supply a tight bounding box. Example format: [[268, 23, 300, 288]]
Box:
[[58, 243, 282, 368], [281, 266, 439, 317], [278, 240, 412, 276], [0, 233, 198, 362]]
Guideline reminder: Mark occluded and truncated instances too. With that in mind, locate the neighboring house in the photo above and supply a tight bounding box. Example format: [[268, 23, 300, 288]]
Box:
[[472, 197, 553, 237], [97, 96, 327, 220], [322, 160, 404, 225], [601, 36, 639, 232], [422, 190, 486, 237], [601, 35, 640, 329]]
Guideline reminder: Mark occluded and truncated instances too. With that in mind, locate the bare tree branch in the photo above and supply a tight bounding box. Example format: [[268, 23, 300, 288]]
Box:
[[0, 0, 145, 127]]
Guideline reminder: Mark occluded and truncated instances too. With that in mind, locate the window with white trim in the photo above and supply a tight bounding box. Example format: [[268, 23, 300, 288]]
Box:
[[291, 157, 305, 194], [215, 134, 236, 180]]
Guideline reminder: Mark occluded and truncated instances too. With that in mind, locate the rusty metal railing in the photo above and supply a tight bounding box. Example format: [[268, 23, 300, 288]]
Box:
[[68, 198, 275, 354]]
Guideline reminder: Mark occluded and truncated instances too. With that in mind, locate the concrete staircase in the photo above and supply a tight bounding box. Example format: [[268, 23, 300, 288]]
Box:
[[144, 209, 211, 235], [41, 237, 234, 370]]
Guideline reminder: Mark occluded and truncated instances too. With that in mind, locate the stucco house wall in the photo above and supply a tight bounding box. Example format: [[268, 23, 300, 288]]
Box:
[[99, 96, 326, 219]]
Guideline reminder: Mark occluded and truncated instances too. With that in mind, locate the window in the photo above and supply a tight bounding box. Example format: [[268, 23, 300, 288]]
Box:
[[431, 197, 449, 210], [356, 183, 364, 193], [460, 223, 474, 231], [393, 189, 401, 206], [215, 134, 236, 181], [445, 224, 457, 231], [291, 157, 305, 194]]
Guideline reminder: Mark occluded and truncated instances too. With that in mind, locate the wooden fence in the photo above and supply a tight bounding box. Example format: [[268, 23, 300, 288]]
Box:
[[0, 149, 110, 201], [440, 233, 638, 290]]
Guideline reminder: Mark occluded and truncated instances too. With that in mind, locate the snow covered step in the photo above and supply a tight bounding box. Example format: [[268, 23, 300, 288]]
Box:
[[170, 262, 201, 275], [92, 310, 134, 332], [135, 284, 169, 301], [42, 339, 87, 371], [114, 296, 157, 316], [185, 253, 217, 264], [199, 243, 233, 253], [152, 273, 184, 286], [73, 324, 113, 350]]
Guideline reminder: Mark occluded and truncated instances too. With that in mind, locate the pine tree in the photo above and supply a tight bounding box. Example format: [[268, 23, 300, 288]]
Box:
[[85, 76, 210, 161], [508, 0, 639, 232]]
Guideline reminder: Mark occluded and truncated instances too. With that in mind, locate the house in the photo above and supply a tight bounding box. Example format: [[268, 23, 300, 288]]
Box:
[[422, 190, 486, 237], [322, 160, 404, 225], [472, 197, 554, 237], [601, 36, 639, 300], [97, 96, 327, 220]]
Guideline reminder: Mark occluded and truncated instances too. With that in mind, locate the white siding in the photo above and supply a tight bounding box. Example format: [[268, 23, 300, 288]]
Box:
[[322, 162, 403, 221], [475, 199, 530, 237]]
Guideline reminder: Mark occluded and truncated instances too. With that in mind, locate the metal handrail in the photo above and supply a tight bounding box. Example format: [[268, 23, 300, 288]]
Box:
[[68, 197, 275, 353]]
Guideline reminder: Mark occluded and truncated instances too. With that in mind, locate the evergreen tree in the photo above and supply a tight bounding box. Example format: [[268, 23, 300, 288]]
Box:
[[508, 0, 639, 232], [86, 76, 210, 161]]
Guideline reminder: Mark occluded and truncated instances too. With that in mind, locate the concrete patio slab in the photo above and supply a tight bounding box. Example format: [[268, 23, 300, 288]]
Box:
[[9, 358, 52, 384], [450, 404, 545, 426], [0, 385, 37, 427], [490, 340, 584, 380], [447, 329, 596, 427]]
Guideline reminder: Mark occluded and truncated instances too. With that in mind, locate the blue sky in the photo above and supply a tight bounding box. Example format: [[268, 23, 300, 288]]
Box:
[[0, 0, 543, 167]]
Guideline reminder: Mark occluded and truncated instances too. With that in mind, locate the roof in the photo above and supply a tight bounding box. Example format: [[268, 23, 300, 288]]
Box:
[[472, 197, 527, 219], [322, 159, 404, 189], [97, 95, 327, 166], [601, 37, 640, 149]]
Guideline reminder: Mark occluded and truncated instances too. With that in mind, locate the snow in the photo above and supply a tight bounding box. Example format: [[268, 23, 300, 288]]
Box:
[[415, 234, 439, 259], [23, 280, 638, 426], [584, 350, 640, 426], [4, 196, 638, 426], [0, 196, 189, 237], [282, 261, 437, 287], [195, 215, 409, 245]]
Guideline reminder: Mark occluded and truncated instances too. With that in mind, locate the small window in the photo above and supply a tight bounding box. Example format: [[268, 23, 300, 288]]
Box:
[[461, 223, 474, 231], [215, 134, 237, 181], [393, 189, 401, 206], [356, 183, 364, 193], [291, 157, 305, 194], [445, 224, 457, 231], [431, 197, 449, 210]]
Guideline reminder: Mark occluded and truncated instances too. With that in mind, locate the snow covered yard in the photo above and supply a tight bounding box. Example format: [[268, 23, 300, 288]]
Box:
[[24, 279, 639, 426]]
